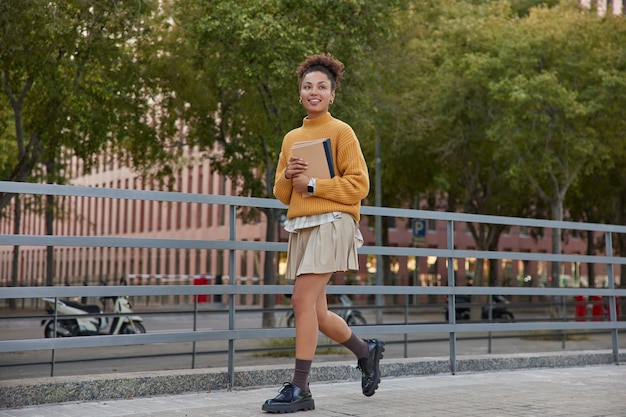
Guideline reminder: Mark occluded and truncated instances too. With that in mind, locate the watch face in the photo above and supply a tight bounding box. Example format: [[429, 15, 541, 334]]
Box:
[[307, 185, 314, 193]]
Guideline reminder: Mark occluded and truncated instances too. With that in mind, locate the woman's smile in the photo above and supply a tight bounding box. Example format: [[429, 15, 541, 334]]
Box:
[[300, 71, 335, 119]]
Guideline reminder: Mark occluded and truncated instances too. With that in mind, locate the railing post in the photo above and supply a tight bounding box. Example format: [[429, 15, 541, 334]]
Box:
[[404, 294, 409, 358], [50, 297, 58, 377], [487, 294, 493, 354], [561, 295, 567, 350], [228, 205, 237, 389], [192, 294, 198, 369], [605, 231, 620, 364], [446, 220, 457, 374]]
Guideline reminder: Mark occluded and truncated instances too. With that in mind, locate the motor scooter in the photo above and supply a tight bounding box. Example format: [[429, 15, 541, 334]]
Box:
[[444, 294, 514, 322], [41, 296, 146, 337], [481, 295, 515, 321]]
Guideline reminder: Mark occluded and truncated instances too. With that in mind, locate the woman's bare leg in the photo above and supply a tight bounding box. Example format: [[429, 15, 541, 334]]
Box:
[[291, 272, 333, 360], [315, 289, 352, 343]]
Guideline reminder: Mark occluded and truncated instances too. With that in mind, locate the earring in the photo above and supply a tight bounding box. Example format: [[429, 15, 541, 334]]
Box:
[[298, 97, 302, 104], [329, 100, 334, 105]]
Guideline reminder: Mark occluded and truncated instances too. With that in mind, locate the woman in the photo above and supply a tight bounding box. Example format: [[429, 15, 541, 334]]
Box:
[[263, 53, 385, 414]]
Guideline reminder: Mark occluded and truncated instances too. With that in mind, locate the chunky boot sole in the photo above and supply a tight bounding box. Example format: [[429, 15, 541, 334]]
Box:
[[363, 341, 385, 397], [262, 398, 315, 413]]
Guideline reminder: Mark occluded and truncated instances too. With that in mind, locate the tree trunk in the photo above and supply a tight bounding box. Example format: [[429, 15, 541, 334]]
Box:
[[474, 258, 485, 288], [381, 216, 394, 304], [488, 258, 499, 287], [550, 199, 564, 288], [467, 223, 506, 289]]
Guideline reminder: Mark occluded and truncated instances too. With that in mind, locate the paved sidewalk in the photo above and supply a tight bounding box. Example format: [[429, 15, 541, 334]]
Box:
[[2, 365, 625, 417]]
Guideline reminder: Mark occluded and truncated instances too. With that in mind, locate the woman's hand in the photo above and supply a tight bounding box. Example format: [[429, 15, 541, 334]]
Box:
[[285, 156, 308, 180], [292, 174, 309, 194]]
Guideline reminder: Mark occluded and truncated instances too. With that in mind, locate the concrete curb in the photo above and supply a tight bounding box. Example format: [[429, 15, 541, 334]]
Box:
[[1, 349, 623, 409]]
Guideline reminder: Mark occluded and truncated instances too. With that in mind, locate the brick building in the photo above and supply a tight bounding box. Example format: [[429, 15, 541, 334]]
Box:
[[0, 149, 608, 294]]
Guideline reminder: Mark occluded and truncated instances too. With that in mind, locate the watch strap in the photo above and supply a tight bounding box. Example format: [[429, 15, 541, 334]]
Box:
[[307, 177, 316, 195]]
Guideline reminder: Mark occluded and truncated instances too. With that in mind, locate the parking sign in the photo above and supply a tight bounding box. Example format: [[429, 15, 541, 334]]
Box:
[[412, 219, 426, 238]]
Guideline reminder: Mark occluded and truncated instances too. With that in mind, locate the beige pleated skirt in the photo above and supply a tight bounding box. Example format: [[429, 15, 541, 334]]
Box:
[[285, 214, 360, 280]]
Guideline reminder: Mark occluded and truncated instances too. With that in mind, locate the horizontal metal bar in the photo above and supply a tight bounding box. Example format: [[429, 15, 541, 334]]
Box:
[[2, 285, 626, 299], [2, 320, 625, 353], [0, 235, 288, 252], [0, 181, 287, 209], [3, 181, 626, 234], [359, 206, 626, 233], [1, 236, 624, 267], [0, 328, 295, 352], [358, 246, 626, 265]]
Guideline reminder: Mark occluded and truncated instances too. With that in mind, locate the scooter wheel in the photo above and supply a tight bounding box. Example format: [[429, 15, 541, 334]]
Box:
[[44, 321, 75, 337], [44, 321, 56, 338], [120, 322, 146, 334]]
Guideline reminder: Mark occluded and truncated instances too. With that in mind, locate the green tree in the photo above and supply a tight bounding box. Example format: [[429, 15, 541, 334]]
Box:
[[380, 1, 537, 287], [487, 4, 625, 286], [165, 0, 407, 326], [0, 0, 177, 286], [370, 1, 626, 292], [364, 4, 446, 294], [565, 12, 626, 288]]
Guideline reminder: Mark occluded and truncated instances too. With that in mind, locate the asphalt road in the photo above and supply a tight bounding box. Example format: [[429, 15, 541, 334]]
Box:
[[1, 306, 624, 381]]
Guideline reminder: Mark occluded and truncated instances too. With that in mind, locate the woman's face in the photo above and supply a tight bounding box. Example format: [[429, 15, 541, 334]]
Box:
[[299, 71, 335, 119]]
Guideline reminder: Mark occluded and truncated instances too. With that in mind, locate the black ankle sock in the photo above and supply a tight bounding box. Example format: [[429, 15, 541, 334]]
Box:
[[341, 332, 369, 359], [292, 358, 312, 391]]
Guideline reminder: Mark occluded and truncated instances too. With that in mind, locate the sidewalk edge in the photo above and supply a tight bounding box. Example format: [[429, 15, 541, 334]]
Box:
[[1, 350, 622, 408]]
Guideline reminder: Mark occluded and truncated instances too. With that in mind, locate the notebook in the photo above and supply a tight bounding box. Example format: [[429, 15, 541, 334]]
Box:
[[291, 138, 335, 197]]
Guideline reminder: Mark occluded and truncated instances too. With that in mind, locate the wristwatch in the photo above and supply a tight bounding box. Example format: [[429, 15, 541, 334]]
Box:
[[307, 177, 316, 196]]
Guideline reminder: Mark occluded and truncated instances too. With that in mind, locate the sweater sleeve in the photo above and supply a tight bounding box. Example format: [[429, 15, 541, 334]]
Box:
[[314, 125, 369, 205], [273, 141, 293, 206]]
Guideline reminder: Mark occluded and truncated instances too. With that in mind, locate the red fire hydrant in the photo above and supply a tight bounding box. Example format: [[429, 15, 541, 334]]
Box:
[[575, 295, 588, 322], [591, 295, 605, 321]]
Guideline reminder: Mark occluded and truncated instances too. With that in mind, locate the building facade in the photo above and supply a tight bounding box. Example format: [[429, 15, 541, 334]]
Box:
[[580, 0, 624, 15], [0, 149, 610, 295]]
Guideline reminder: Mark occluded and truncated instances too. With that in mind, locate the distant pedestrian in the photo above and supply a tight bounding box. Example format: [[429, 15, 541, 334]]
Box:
[[263, 53, 384, 414]]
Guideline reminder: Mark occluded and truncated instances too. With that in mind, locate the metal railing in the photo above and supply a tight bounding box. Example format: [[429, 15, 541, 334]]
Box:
[[0, 181, 625, 389]]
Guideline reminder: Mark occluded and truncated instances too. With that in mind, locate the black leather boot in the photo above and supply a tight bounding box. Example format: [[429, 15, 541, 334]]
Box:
[[357, 339, 385, 397], [262, 382, 315, 413]]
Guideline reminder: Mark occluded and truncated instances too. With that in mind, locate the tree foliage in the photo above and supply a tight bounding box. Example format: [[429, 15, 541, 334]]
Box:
[[164, 0, 409, 324], [368, 0, 626, 286], [4, 0, 626, 292], [0, 0, 175, 204], [167, 0, 407, 198]]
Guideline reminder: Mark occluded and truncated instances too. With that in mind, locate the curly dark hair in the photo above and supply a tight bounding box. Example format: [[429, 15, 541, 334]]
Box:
[[296, 53, 345, 91]]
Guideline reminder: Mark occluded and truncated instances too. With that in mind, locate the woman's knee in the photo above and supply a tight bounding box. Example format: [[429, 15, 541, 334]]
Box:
[[291, 290, 315, 316], [290, 289, 305, 309]]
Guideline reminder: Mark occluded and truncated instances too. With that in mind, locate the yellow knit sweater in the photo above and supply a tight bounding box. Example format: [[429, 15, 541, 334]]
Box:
[[274, 112, 369, 220]]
